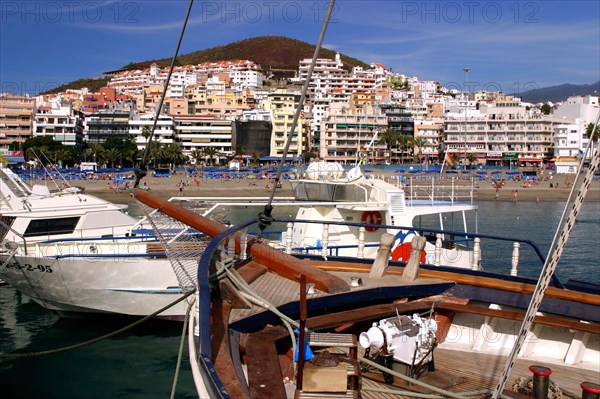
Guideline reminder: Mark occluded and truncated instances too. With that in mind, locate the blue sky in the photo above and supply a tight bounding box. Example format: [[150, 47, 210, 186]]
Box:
[[1, 0, 599, 96]]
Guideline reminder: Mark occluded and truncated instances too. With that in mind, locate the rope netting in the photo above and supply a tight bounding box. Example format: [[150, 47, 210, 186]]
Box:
[[137, 200, 210, 293]]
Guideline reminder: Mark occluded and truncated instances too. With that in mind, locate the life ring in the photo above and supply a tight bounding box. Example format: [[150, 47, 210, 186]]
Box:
[[361, 211, 383, 232]]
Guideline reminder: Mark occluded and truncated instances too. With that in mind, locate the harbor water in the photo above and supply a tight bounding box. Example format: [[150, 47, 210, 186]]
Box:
[[0, 200, 598, 399]]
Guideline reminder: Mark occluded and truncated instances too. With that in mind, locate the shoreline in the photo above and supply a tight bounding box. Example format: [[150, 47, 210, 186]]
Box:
[[54, 172, 599, 204]]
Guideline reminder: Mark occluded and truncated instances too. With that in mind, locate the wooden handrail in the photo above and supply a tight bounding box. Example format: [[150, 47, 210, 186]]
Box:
[[308, 260, 600, 306]]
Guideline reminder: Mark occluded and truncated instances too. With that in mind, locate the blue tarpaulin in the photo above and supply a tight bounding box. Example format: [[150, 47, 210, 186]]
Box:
[[2, 156, 25, 164]]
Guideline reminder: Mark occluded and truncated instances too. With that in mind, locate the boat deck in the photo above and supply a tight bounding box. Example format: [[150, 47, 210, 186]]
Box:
[[359, 347, 598, 398], [230, 270, 448, 324]]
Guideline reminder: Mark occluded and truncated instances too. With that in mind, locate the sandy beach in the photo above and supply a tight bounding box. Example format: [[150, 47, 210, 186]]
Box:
[[57, 169, 600, 205]]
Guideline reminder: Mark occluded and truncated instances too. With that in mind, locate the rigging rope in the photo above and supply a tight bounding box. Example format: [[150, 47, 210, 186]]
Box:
[[134, 0, 194, 188], [170, 293, 196, 399], [491, 113, 600, 398], [0, 290, 195, 359], [257, 0, 336, 239]]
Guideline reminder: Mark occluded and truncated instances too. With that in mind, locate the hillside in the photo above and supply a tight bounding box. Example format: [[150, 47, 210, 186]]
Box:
[[42, 76, 111, 95], [517, 81, 599, 103], [119, 36, 370, 75]]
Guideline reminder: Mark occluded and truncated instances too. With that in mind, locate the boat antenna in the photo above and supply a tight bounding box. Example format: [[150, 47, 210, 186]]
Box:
[[257, 0, 336, 238], [491, 114, 600, 398], [133, 0, 195, 189], [32, 149, 63, 190]]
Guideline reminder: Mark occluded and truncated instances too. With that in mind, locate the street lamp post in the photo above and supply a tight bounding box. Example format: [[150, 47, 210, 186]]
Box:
[[463, 67, 471, 170]]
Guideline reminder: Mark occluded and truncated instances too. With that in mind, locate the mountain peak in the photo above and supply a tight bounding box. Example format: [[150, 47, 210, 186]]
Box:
[[119, 35, 370, 75]]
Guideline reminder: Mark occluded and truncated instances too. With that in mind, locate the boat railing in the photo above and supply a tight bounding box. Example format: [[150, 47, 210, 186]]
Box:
[[0, 165, 32, 198], [17, 228, 160, 259], [273, 217, 556, 286], [405, 176, 474, 205], [380, 175, 475, 205], [193, 218, 256, 399]]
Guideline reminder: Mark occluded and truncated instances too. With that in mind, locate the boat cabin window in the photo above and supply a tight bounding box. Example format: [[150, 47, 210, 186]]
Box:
[[293, 181, 368, 202], [23, 217, 80, 237]]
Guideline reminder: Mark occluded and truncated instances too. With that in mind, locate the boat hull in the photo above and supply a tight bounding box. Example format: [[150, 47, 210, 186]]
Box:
[[0, 254, 188, 319]]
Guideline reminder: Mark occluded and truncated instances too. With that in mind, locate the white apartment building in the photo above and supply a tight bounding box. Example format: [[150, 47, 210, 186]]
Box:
[[34, 102, 83, 147], [229, 70, 264, 89], [319, 103, 388, 164], [240, 110, 272, 122], [0, 93, 35, 150], [414, 120, 443, 161], [108, 60, 262, 94], [552, 95, 599, 161], [554, 119, 584, 174], [297, 53, 346, 82], [553, 95, 599, 124], [443, 102, 559, 166], [261, 91, 307, 158], [128, 113, 175, 150], [173, 115, 233, 160]]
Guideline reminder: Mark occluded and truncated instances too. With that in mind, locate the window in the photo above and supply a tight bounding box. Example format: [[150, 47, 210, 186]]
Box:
[[24, 217, 80, 237]]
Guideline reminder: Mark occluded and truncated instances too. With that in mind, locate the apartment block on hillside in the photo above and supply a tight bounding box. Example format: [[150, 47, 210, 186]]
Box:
[[0, 93, 35, 150], [319, 103, 388, 164], [34, 103, 83, 148]]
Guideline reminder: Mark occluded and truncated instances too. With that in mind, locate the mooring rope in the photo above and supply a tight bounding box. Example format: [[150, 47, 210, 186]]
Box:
[[169, 292, 196, 399], [0, 289, 195, 359]]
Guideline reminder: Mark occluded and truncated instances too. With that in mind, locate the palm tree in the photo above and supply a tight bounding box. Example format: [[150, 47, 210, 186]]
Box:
[[202, 146, 218, 166], [165, 143, 186, 166], [378, 128, 399, 164], [252, 151, 260, 165], [466, 153, 478, 168], [586, 122, 599, 159], [141, 125, 152, 143], [122, 146, 137, 167], [191, 149, 204, 166], [234, 145, 246, 159], [88, 143, 105, 164], [26, 145, 45, 162], [50, 147, 73, 168], [397, 134, 413, 164], [104, 148, 121, 168], [412, 137, 427, 163], [148, 141, 165, 167]]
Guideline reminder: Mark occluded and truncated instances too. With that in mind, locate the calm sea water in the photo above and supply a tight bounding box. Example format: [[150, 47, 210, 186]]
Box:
[[0, 200, 598, 399]]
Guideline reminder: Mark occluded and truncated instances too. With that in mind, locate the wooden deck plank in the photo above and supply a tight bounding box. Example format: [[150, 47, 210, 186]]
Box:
[[358, 347, 599, 399], [246, 329, 288, 399]]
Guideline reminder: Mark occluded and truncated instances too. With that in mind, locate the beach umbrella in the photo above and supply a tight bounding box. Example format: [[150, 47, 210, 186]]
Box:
[[491, 171, 501, 175], [477, 171, 487, 175]]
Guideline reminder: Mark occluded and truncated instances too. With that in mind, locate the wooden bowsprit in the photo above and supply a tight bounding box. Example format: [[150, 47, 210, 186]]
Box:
[[134, 190, 350, 295]]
